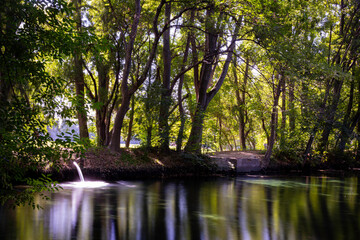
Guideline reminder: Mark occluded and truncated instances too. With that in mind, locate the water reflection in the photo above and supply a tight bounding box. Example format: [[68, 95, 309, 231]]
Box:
[[1, 176, 360, 240]]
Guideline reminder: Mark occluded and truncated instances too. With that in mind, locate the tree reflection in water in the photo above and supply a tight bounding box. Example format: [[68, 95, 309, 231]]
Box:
[[0, 176, 359, 240]]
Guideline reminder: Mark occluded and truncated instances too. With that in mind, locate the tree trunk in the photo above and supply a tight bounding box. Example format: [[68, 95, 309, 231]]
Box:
[[241, 57, 249, 149], [288, 78, 295, 132], [176, 34, 191, 152], [96, 110, 106, 146], [185, 13, 241, 153], [110, 93, 131, 152], [304, 75, 332, 158], [95, 61, 110, 146], [184, 6, 218, 153], [233, 56, 248, 150], [125, 96, 135, 148], [357, 112, 360, 162], [0, 71, 10, 106], [263, 74, 284, 167], [109, 0, 141, 152], [318, 79, 343, 153], [74, 0, 89, 141], [159, 2, 171, 152], [219, 114, 223, 152], [317, 0, 358, 153], [189, 10, 199, 102], [280, 77, 286, 148], [185, 105, 206, 153], [146, 126, 153, 148], [109, 0, 164, 152], [338, 69, 360, 152], [261, 118, 269, 146]]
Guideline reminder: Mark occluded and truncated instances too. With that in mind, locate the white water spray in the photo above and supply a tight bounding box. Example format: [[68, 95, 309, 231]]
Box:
[[73, 162, 85, 182]]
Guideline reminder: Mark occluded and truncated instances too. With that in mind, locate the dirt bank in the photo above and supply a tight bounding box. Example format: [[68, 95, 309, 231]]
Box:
[[39, 148, 218, 181]]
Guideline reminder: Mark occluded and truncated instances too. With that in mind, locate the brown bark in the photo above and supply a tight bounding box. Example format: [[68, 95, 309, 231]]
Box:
[[95, 61, 110, 146], [219, 114, 223, 152], [109, 0, 167, 152], [317, 0, 360, 153], [318, 79, 344, 153], [280, 76, 286, 148], [338, 69, 360, 151], [288, 78, 295, 131], [190, 11, 199, 102], [233, 56, 249, 150], [74, 0, 89, 141], [109, 0, 142, 152], [176, 34, 191, 152], [125, 96, 135, 148], [304, 78, 332, 157], [159, 2, 171, 152], [263, 74, 285, 167], [184, 13, 241, 153], [357, 106, 360, 162], [304, 0, 355, 156]]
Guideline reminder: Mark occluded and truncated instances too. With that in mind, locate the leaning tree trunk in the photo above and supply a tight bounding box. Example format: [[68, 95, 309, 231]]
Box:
[[184, 12, 241, 153], [317, 0, 359, 154], [110, 93, 131, 152], [338, 69, 360, 152], [109, 0, 165, 152], [109, 0, 141, 152], [318, 79, 343, 153], [263, 74, 284, 168]]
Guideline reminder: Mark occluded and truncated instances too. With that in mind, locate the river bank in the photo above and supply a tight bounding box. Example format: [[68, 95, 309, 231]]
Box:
[[33, 147, 360, 182]]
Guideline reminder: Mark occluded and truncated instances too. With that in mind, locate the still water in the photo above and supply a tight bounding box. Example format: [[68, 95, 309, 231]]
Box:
[[1, 176, 360, 240]]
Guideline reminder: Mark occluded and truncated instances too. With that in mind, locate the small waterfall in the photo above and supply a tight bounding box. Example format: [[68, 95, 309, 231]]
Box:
[[73, 162, 85, 182]]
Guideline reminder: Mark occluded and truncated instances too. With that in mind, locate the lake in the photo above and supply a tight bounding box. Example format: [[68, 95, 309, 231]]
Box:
[[1, 176, 359, 239]]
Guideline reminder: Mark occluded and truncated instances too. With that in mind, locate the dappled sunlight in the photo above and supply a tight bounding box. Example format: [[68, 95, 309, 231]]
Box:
[[153, 158, 165, 166]]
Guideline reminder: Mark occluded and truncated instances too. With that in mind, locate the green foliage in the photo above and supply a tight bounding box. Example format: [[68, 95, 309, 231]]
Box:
[[0, 0, 84, 207], [0, 100, 83, 208], [136, 79, 162, 147], [272, 147, 304, 166]]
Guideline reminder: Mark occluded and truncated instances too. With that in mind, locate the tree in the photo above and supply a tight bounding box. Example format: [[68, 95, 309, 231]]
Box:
[[109, 0, 162, 152], [80, 0, 122, 147], [184, 2, 241, 153], [109, 0, 195, 152], [303, 0, 360, 156], [0, 0, 79, 207], [233, 55, 250, 150], [158, 2, 172, 151], [263, 72, 285, 166]]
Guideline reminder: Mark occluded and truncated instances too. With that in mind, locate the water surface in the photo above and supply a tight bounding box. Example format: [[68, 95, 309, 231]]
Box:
[[1, 176, 359, 239]]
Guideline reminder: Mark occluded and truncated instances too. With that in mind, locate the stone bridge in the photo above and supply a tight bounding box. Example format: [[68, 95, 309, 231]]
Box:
[[208, 151, 264, 173]]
